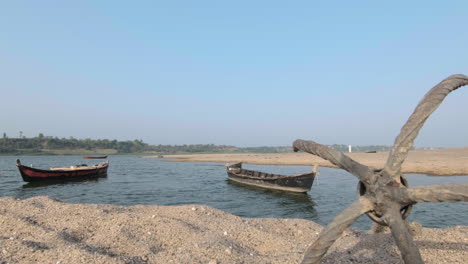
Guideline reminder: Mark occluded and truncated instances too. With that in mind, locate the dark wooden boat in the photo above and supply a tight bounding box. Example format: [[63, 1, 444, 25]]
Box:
[[16, 159, 109, 182], [83, 156, 108, 159], [225, 162, 318, 193]]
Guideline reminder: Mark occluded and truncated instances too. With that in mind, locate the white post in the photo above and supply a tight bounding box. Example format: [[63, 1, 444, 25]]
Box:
[[348, 145, 352, 153]]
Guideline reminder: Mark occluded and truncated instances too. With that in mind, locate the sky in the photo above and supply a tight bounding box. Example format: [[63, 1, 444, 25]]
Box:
[[1, 1, 467, 147]]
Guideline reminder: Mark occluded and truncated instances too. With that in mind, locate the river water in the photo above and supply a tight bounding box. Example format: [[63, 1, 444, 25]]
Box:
[[1, 155, 467, 230]]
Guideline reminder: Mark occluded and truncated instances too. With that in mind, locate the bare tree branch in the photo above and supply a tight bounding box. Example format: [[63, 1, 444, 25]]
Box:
[[293, 139, 374, 183], [384, 74, 468, 180], [296, 75, 468, 264], [408, 183, 468, 203], [384, 205, 424, 264], [301, 197, 374, 264]]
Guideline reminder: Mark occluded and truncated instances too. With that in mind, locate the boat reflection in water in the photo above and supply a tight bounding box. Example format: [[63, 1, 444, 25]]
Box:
[[21, 177, 106, 189], [226, 178, 318, 218]]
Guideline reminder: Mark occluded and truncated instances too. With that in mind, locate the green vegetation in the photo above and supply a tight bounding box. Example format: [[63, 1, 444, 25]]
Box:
[[0, 133, 392, 155], [0, 134, 239, 155]]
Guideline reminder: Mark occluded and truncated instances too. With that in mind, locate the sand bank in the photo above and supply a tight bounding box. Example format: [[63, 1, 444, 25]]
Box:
[[1, 196, 467, 263], [153, 147, 468, 176]]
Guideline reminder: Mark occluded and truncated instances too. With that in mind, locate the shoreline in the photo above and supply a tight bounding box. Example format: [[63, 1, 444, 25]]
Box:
[[1, 196, 466, 263], [148, 147, 468, 176], [2, 148, 467, 263]]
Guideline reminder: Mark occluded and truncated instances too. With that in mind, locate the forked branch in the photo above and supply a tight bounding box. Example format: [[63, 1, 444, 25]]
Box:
[[296, 75, 468, 264]]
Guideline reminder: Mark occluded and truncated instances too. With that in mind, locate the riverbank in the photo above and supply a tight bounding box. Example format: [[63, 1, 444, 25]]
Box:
[[152, 147, 468, 176], [0, 196, 466, 263]]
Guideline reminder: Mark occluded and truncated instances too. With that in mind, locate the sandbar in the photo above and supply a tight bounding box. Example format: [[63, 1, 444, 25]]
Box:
[[154, 147, 468, 176]]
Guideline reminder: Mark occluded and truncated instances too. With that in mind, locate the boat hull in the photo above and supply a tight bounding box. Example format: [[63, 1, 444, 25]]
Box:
[[16, 160, 109, 182], [227, 172, 314, 192], [226, 163, 315, 193], [83, 156, 108, 159]]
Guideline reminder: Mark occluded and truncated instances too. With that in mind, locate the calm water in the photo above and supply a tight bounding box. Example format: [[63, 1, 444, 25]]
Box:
[[1, 155, 467, 230]]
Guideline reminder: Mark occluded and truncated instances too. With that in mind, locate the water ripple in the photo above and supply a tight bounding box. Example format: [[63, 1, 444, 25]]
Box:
[[1, 155, 467, 229]]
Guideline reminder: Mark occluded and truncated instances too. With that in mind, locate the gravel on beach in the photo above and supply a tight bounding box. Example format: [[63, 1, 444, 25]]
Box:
[[1, 196, 467, 264]]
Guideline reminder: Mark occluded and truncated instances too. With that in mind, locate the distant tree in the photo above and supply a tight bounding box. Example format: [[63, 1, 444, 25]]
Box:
[[2, 133, 6, 139], [38, 133, 44, 139]]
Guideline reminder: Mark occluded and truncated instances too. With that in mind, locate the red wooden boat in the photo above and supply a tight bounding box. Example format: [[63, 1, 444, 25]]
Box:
[[16, 159, 109, 182], [83, 156, 108, 159]]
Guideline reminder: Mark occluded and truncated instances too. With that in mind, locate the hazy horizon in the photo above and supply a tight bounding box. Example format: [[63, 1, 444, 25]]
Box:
[[1, 133, 464, 150], [1, 1, 467, 148]]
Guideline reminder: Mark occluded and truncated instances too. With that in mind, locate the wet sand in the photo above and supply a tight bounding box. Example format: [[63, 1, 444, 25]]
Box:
[[0, 196, 467, 263], [156, 147, 468, 176]]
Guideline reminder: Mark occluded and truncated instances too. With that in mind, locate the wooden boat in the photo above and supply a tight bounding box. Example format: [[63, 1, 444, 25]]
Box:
[[16, 159, 109, 182], [225, 162, 318, 193], [83, 156, 108, 159]]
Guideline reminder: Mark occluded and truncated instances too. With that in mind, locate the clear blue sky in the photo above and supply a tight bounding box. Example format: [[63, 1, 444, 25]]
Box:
[[1, 1, 467, 147]]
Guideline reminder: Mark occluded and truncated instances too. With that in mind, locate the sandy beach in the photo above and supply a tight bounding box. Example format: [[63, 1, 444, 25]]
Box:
[[1, 196, 467, 264], [156, 147, 468, 176], [2, 148, 467, 263]]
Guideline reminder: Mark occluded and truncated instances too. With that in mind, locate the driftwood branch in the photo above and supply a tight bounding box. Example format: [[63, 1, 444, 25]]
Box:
[[384, 205, 424, 264], [295, 74, 468, 264], [408, 183, 468, 203], [293, 139, 374, 184], [301, 197, 373, 264], [378, 183, 468, 205], [384, 74, 468, 180]]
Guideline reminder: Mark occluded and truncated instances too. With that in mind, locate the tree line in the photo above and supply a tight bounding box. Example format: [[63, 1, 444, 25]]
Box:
[[0, 134, 235, 154], [0, 133, 392, 155]]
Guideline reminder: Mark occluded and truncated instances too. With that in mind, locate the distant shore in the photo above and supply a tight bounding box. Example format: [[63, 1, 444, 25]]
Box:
[[149, 147, 468, 176]]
